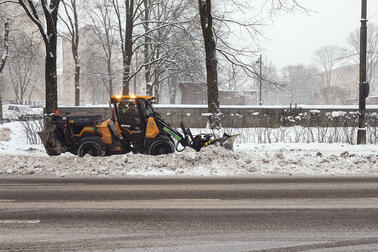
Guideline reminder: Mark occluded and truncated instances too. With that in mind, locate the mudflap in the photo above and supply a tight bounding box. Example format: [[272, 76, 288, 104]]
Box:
[[220, 134, 239, 150], [38, 129, 61, 156]]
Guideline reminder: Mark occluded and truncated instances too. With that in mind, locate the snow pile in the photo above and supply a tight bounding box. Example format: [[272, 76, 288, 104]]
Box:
[[0, 121, 377, 177], [0, 122, 45, 155], [0, 146, 249, 176], [331, 111, 347, 118], [0, 127, 11, 142], [0, 144, 377, 176]]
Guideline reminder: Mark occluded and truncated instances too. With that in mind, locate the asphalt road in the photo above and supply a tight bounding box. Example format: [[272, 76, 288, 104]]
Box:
[[0, 176, 378, 251]]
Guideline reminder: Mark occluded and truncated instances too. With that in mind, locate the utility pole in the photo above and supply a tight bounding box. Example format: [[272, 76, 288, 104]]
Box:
[[257, 54, 263, 106], [357, 0, 369, 144]]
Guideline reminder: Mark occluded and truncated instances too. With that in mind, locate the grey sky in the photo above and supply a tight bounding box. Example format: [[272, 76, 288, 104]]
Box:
[[264, 0, 378, 68]]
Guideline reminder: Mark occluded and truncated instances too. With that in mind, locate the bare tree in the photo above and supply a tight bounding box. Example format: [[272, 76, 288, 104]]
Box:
[[257, 62, 285, 105], [60, 0, 81, 106], [10, 0, 62, 114], [165, 31, 205, 104], [314, 45, 346, 88], [197, 0, 306, 128], [111, 0, 145, 95], [139, 0, 202, 102], [81, 39, 111, 104], [143, 0, 152, 95], [109, 0, 203, 99], [281, 64, 320, 104], [212, 1, 307, 89], [348, 24, 378, 94], [87, 0, 119, 98], [7, 31, 42, 104], [317, 86, 350, 105], [0, 18, 10, 124], [198, 0, 220, 128]]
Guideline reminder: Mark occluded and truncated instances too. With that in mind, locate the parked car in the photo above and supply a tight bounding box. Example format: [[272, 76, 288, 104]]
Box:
[[2, 104, 43, 120]]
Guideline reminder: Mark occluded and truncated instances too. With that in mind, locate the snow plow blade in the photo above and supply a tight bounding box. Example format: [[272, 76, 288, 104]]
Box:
[[201, 133, 239, 151], [220, 134, 239, 150], [38, 129, 61, 156]]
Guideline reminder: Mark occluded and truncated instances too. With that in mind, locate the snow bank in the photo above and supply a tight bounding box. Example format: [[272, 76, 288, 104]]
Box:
[[0, 122, 45, 155], [0, 144, 377, 177], [0, 146, 244, 176], [0, 127, 11, 142], [0, 121, 377, 177]]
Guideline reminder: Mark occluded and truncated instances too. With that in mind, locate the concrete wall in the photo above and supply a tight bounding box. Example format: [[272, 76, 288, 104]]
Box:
[[58, 105, 378, 128]]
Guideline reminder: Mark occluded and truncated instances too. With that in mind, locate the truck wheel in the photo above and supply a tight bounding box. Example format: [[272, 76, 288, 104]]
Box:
[[147, 138, 175, 156], [77, 137, 105, 157], [46, 149, 61, 156]]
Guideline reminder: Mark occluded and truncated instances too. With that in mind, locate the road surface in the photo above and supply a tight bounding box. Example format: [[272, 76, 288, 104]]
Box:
[[0, 176, 378, 251]]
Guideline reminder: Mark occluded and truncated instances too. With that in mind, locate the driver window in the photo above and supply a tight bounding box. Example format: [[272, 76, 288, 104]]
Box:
[[119, 101, 141, 125]]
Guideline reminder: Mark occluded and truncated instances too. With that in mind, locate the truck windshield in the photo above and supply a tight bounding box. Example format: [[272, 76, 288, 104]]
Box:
[[118, 100, 141, 125]]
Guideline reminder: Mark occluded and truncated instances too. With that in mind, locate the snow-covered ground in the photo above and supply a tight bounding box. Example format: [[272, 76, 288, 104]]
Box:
[[0, 121, 377, 177]]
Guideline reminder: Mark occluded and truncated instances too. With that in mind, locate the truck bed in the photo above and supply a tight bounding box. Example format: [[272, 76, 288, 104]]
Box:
[[66, 115, 103, 126]]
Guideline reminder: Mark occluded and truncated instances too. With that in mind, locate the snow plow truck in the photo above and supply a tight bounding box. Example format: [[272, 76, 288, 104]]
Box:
[[38, 95, 237, 157]]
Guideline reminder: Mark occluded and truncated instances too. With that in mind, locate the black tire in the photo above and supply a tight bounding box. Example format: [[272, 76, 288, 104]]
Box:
[[46, 149, 61, 156], [147, 138, 175, 156], [77, 137, 105, 157]]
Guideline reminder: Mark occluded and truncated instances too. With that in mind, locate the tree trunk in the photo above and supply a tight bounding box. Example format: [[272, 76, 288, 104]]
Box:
[[45, 48, 58, 114], [0, 19, 10, 124], [169, 75, 177, 104], [44, 1, 60, 114], [198, 0, 220, 128], [153, 80, 159, 103], [122, 56, 131, 95], [74, 63, 80, 106], [73, 0, 80, 106], [133, 51, 138, 93], [143, 0, 152, 96], [0, 19, 9, 73], [0, 92, 3, 124], [122, 0, 135, 95], [109, 76, 113, 97], [72, 41, 80, 106], [20, 87, 24, 105], [16, 0, 60, 132], [28, 88, 33, 105], [169, 92, 175, 104], [108, 57, 113, 96]]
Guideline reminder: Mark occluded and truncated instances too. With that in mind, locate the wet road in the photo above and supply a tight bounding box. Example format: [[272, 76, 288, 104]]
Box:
[[0, 176, 378, 251]]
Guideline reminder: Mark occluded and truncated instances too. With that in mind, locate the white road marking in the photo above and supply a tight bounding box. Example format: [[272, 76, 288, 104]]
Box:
[[0, 220, 40, 224]]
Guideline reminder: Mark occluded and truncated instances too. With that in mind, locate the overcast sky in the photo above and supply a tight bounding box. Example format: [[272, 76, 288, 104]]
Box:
[[264, 0, 378, 68]]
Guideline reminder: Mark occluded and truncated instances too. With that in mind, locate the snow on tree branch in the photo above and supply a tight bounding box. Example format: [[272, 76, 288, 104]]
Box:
[[17, 0, 49, 45]]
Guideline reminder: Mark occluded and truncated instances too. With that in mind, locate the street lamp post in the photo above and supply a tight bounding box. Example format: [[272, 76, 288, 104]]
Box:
[[357, 0, 370, 145]]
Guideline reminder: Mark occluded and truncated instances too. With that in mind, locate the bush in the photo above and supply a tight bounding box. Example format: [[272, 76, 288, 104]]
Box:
[[221, 111, 378, 145], [20, 119, 44, 145]]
